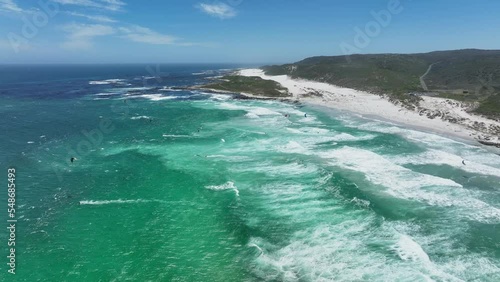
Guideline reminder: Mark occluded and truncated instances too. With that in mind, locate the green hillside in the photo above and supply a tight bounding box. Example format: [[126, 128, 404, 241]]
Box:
[[263, 49, 500, 118]]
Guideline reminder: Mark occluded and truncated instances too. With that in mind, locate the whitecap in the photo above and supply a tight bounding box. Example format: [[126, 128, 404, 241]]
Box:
[[392, 149, 500, 177], [79, 199, 167, 205], [210, 94, 231, 101], [245, 113, 260, 119], [162, 134, 192, 138], [160, 86, 183, 92], [392, 234, 431, 263], [320, 146, 500, 223], [130, 116, 151, 120], [127, 94, 181, 101], [205, 181, 239, 196], [89, 79, 127, 85], [94, 92, 120, 97]]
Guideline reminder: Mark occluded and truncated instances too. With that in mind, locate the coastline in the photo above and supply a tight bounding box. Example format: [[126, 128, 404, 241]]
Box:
[[307, 102, 481, 148], [236, 69, 500, 148]]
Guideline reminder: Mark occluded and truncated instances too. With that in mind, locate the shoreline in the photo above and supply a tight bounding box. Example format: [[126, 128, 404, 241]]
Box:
[[236, 69, 500, 148], [306, 102, 481, 148]]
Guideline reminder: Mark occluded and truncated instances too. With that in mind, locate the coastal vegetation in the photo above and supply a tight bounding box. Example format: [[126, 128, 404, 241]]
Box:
[[203, 75, 290, 98], [263, 49, 500, 118]]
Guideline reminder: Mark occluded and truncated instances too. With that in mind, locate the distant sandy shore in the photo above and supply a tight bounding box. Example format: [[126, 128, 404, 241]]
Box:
[[238, 69, 500, 147]]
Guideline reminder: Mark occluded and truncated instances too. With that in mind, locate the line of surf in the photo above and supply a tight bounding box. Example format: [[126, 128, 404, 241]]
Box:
[[79, 199, 168, 205]]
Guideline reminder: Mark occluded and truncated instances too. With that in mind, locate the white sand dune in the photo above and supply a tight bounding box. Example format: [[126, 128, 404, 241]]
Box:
[[239, 69, 500, 146]]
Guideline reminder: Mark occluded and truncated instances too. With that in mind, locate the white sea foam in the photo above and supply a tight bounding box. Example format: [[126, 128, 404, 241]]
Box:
[[285, 127, 330, 135], [192, 70, 216, 75], [238, 161, 318, 177], [210, 94, 231, 101], [219, 102, 283, 117], [248, 242, 264, 256], [244, 188, 468, 280], [285, 127, 375, 144], [392, 149, 500, 177], [250, 107, 283, 116], [206, 155, 252, 162], [285, 128, 303, 134], [321, 146, 500, 223], [249, 221, 457, 281], [94, 92, 121, 97], [321, 146, 461, 191], [79, 199, 166, 205], [276, 141, 310, 155], [353, 121, 471, 148], [245, 113, 260, 119], [127, 94, 181, 101], [162, 134, 192, 138], [130, 116, 151, 120], [350, 197, 370, 208], [392, 234, 431, 262], [89, 79, 127, 85], [160, 86, 183, 92], [330, 132, 375, 141], [120, 87, 153, 91], [205, 181, 239, 196]]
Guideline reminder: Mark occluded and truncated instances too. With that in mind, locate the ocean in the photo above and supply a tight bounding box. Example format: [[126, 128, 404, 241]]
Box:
[[1, 64, 499, 281]]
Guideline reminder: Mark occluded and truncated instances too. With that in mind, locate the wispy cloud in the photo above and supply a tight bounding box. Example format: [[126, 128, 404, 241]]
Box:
[[54, 0, 126, 12], [0, 0, 23, 13], [118, 25, 178, 45], [196, 2, 237, 19], [67, 11, 117, 23], [61, 23, 115, 49], [61, 22, 199, 49]]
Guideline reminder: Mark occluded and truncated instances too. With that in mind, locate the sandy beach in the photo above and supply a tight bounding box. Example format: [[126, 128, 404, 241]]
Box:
[[239, 69, 500, 147]]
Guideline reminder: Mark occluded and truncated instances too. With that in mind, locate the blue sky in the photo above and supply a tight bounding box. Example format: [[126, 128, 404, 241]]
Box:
[[1, 0, 499, 64]]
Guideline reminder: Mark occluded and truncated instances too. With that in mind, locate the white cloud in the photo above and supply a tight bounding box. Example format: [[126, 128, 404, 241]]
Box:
[[118, 25, 178, 45], [196, 2, 236, 19], [53, 0, 126, 11], [61, 23, 115, 49], [67, 11, 117, 23], [0, 0, 23, 13]]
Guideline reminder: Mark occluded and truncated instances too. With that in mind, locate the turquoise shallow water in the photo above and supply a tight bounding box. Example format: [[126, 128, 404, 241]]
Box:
[[1, 65, 500, 281]]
